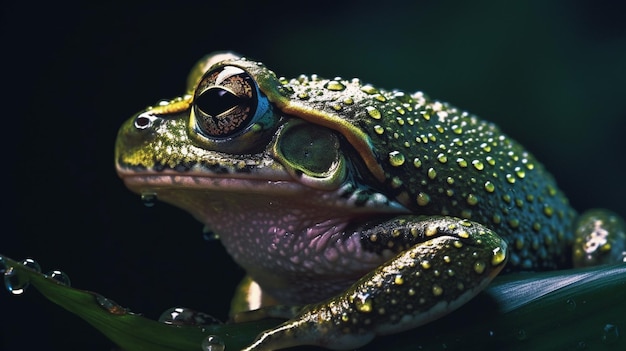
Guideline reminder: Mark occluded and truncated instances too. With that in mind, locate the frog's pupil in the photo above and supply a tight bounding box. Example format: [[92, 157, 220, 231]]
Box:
[[196, 88, 240, 117]]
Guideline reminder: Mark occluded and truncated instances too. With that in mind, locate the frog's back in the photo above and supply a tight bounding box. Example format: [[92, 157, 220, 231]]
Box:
[[363, 88, 576, 270], [285, 76, 576, 270]]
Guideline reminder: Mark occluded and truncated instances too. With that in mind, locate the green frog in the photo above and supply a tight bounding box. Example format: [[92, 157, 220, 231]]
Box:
[[115, 52, 626, 350]]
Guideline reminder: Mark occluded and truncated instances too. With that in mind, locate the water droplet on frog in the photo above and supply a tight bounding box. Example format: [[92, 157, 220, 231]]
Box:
[[202, 226, 220, 241], [158, 307, 222, 326], [601, 323, 619, 344], [141, 192, 158, 207], [4, 267, 29, 295], [200, 335, 225, 351], [21, 258, 41, 273], [95, 294, 128, 315], [46, 270, 71, 286]]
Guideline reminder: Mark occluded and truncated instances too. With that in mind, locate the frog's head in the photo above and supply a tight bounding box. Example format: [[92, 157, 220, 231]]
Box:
[[115, 52, 408, 231]]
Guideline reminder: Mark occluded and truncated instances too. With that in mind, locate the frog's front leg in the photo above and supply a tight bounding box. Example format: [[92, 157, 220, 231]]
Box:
[[239, 216, 508, 351]]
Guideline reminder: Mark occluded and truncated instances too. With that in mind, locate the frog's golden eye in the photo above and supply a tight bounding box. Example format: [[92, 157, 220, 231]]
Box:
[[193, 66, 257, 138]]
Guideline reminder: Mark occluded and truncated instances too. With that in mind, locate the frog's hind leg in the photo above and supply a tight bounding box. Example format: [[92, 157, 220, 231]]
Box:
[[239, 216, 508, 351]]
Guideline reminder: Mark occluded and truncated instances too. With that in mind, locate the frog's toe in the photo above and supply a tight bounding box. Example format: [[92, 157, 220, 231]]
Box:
[[573, 209, 626, 267]]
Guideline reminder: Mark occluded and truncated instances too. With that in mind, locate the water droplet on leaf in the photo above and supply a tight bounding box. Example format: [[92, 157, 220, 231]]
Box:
[[47, 270, 71, 286], [95, 294, 128, 315], [201, 335, 225, 351], [158, 307, 222, 326], [21, 258, 41, 273], [4, 267, 29, 295]]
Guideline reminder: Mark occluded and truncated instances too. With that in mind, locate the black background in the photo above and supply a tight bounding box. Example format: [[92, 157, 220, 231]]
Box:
[[2, 1, 626, 350]]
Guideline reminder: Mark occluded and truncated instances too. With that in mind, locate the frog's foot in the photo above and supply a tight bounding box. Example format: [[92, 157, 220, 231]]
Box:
[[241, 216, 508, 351], [573, 209, 626, 267]]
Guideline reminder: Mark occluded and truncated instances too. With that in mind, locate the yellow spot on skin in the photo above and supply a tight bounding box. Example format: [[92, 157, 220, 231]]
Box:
[[343, 98, 354, 105], [491, 247, 507, 266], [515, 238, 524, 250], [432, 285, 443, 296], [515, 166, 526, 178], [437, 153, 448, 163], [544, 205, 554, 217], [533, 222, 542, 232], [447, 177, 454, 185], [472, 160, 484, 170], [484, 181, 495, 193], [394, 275, 404, 285], [354, 294, 373, 313], [325, 80, 345, 91], [421, 260, 431, 269], [428, 168, 437, 179], [374, 93, 387, 102], [474, 261, 486, 274], [547, 185, 557, 196], [413, 158, 422, 168], [458, 231, 470, 239], [457, 158, 468, 168], [373, 125, 384, 135], [388, 151, 405, 166], [417, 192, 431, 206], [361, 85, 377, 94], [425, 226, 438, 236], [486, 156, 496, 165], [443, 255, 451, 263], [506, 174, 516, 184], [453, 241, 463, 248], [390, 177, 403, 189], [366, 106, 382, 119], [492, 214, 501, 224], [467, 194, 479, 206], [508, 219, 520, 228]]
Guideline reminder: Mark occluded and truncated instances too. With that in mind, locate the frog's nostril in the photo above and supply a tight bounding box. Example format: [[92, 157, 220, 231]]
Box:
[[134, 113, 158, 130]]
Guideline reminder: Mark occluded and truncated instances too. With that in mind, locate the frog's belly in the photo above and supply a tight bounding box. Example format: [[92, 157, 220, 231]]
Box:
[[219, 217, 394, 305]]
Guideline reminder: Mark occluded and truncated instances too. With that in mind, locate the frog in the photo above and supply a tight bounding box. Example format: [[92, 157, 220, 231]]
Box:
[[115, 52, 626, 350]]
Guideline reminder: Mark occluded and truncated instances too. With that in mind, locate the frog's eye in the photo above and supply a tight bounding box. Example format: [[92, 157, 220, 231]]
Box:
[[193, 66, 258, 138]]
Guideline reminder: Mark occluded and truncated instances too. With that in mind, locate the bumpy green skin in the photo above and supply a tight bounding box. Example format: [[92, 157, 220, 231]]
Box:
[[115, 53, 625, 351], [229, 57, 579, 269], [266, 71, 576, 271]]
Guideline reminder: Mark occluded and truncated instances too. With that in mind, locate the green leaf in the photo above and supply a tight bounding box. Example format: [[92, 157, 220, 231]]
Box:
[[1, 255, 625, 350]]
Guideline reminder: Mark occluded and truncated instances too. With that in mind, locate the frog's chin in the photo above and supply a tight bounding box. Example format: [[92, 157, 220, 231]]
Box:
[[120, 173, 302, 195]]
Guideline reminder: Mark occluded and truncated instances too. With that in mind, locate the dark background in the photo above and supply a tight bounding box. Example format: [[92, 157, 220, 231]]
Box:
[[2, 1, 626, 350]]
